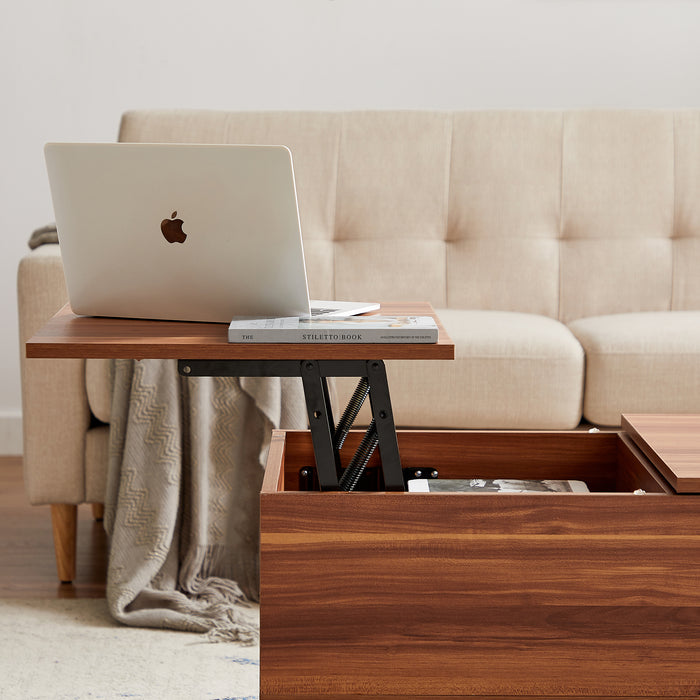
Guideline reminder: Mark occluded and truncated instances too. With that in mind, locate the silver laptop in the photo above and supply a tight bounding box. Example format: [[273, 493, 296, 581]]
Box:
[[44, 142, 379, 323]]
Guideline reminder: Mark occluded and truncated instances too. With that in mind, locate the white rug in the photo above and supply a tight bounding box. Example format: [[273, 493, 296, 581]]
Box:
[[0, 598, 259, 700]]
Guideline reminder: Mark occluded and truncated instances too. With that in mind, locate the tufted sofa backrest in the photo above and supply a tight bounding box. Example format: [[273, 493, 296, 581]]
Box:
[[119, 110, 700, 323]]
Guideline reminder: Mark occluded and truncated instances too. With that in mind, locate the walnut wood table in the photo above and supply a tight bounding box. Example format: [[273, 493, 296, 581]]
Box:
[[260, 415, 700, 698], [26, 301, 454, 491]]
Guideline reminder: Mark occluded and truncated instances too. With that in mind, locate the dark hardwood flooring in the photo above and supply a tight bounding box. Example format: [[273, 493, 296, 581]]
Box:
[[0, 456, 107, 598]]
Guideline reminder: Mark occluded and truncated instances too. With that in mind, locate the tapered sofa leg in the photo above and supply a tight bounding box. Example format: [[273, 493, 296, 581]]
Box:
[[51, 504, 77, 583]]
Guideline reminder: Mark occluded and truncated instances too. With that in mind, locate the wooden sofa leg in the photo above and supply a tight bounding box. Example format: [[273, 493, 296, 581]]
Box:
[[51, 504, 77, 583], [91, 503, 104, 521]]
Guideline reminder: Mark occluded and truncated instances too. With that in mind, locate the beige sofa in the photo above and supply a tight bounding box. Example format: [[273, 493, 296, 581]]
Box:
[[18, 110, 700, 581]]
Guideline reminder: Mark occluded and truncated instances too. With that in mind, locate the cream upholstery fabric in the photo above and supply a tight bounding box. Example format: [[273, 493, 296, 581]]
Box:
[[20, 110, 700, 507], [336, 308, 585, 429], [569, 311, 700, 426], [85, 359, 113, 424], [118, 109, 700, 316], [447, 112, 562, 317], [85, 425, 109, 503], [336, 308, 584, 429], [673, 112, 700, 310], [387, 309, 584, 429], [559, 112, 675, 321], [115, 109, 700, 429], [18, 245, 90, 503]]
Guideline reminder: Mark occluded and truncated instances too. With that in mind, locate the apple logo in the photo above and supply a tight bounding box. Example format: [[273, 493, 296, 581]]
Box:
[[161, 211, 187, 244]]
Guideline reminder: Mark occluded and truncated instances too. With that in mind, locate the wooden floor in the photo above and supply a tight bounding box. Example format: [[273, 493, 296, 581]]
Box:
[[0, 455, 107, 598]]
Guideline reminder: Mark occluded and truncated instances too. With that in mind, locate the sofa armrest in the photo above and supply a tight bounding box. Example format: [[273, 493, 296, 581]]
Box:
[[17, 244, 91, 504]]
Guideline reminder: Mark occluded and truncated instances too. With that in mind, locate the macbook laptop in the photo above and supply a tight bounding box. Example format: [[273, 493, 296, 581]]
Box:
[[43, 142, 379, 323]]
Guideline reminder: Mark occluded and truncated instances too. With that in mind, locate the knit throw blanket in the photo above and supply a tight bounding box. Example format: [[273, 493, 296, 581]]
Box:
[[104, 359, 307, 643]]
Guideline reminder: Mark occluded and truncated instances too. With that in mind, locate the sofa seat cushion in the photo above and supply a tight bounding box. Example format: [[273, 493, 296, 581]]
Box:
[[379, 309, 585, 430], [568, 311, 700, 426]]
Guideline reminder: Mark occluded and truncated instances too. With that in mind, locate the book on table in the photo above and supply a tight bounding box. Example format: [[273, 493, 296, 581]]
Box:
[[227, 315, 439, 343], [407, 478, 590, 493]]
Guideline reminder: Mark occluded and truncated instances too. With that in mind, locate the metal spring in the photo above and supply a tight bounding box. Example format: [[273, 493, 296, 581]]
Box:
[[333, 377, 370, 450], [338, 419, 379, 491]]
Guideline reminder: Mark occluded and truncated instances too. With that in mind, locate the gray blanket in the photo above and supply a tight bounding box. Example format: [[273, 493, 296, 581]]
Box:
[[104, 359, 307, 643], [28, 224, 58, 248]]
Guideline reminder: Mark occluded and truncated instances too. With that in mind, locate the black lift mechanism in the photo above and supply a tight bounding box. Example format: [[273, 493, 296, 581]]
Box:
[[178, 359, 404, 492]]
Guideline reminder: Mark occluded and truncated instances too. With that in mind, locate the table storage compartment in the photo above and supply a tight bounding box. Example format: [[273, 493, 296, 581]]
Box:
[[260, 428, 700, 698]]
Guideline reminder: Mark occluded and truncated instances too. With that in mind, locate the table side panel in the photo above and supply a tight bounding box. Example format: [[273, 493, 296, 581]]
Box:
[[260, 491, 700, 697]]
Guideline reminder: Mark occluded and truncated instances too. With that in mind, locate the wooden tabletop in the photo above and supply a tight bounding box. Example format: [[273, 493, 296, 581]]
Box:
[[622, 414, 700, 493], [26, 302, 455, 361]]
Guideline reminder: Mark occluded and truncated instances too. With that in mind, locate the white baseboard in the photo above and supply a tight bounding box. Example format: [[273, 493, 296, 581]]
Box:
[[0, 412, 23, 455]]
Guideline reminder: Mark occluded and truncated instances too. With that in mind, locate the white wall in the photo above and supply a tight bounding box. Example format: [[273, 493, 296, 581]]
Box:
[[1, 0, 699, 453]]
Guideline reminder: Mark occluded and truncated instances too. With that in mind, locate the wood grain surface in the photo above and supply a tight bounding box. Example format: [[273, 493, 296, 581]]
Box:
[[622, 414, 700, 493], [259, 696, 700, 700], [260, 429, 700, 697], [25, 302, 454, 361]]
